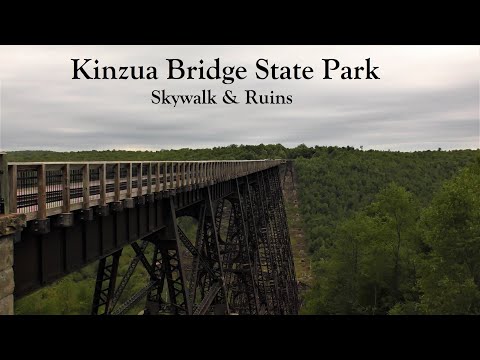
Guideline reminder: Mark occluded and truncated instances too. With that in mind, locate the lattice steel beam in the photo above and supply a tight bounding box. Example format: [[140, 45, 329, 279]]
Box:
[[91, 249, 122, 315]]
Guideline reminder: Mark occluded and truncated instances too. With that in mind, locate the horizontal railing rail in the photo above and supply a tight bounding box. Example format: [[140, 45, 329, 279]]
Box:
[[5, 159, 284, 221]]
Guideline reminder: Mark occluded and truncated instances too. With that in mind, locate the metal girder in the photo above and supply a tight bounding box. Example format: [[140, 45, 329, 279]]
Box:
[[178, 227, 215, 279], [131, 241, 156, 278], [222, 181, 260, 315], [190, 187, 230, 315], [269, 167, 299, 313], [160, 243, 190, 315], [144, 243, 167, 315], [111, 280, 158, 315], [145, 197, 192, 315], [187, 203, 206, 305], [261, 169, 291, 314], [242, 176, 269, 312], [91, 249, 123, 315], [109, 240, 149, 312], [255, 171, 281, 313], [193, 282, 221, 315]]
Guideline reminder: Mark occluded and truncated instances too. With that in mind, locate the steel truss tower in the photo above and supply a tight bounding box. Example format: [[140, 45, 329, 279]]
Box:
[[91, 168, 299, 315]]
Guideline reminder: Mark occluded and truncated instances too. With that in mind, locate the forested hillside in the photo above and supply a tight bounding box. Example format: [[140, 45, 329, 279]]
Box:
[[295, 148, 478, 254], [7, 144, 290, 162], [295, 148, 480, 314], [10, 145, 479, 315]]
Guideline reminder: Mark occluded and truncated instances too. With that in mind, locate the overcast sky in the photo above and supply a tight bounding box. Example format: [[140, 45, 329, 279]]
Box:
[[0, 45, 478, 152]]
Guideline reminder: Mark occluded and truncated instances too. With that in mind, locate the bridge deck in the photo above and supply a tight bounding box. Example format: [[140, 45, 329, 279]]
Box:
[[6, 160, 283, 221]]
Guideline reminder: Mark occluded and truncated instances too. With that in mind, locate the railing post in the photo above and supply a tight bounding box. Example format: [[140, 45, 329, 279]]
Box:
[[183, 162, 187, 187], [83, 164, 90, 209], [114, 163, 120, 202], [121, 162, 135, 209], [179, 163, 183, 188], [174, 162, 178, 189], [147, 162, 152, 194], [155, 162, 161, 193], [186, 162, 191, 187], [198, 162, 202, 184], [0, 152, 9, 214], [162, 162, 168, 191], [181, 162, 186, 188], [56, 163, 74, 226], [193, 162, 198, 185], [8, 165, 17, 214], [37, 164, 47, 220], [99, 163, 107, 207], [62, 164, 71, 213], [137, 163, 143, 197], [126, 163, 132, 198], [188, 162, 192, 186]]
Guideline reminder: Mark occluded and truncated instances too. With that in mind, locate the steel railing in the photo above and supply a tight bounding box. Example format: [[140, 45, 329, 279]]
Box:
[[3, 159, 284, 221]]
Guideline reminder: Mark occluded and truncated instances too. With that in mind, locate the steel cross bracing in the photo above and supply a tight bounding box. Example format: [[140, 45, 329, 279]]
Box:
[[89, 168, 299, 316], [264, 168, 297, 313], [109, 239, 149, 312], [223, 191, 260, 314], [271, 167, 299, 307], [193, 188, 229, 314], [91, 249, 122, 315], [256, 171, 282, 313]]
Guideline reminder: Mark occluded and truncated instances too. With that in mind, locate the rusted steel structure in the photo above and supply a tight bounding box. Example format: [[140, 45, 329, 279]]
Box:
[[1, 159, 299, 315]]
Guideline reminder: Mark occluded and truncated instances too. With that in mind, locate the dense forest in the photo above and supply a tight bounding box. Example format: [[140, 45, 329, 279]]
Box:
[[9, 144, 480, 315], [294, 148, 480, 314], [8, 144, 292, 162]]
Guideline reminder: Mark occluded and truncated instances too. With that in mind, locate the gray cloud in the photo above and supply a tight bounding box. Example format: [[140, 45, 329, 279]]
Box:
[[0, 45, 478, 151]]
